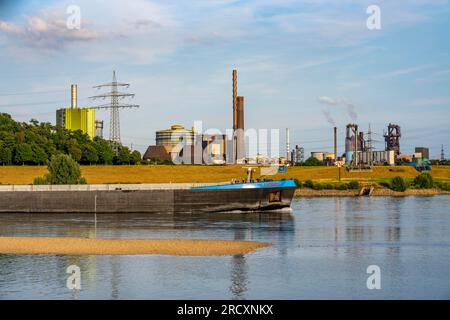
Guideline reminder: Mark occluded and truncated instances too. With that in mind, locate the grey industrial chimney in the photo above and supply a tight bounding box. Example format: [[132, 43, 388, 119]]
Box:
[[334, 126, 337, 161]]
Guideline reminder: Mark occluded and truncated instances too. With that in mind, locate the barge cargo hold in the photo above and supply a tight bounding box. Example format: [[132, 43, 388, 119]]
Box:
[[0, 180, 296, 214]]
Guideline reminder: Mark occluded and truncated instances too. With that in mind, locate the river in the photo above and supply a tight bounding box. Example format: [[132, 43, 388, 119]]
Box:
[[0, 196, 449, 299]]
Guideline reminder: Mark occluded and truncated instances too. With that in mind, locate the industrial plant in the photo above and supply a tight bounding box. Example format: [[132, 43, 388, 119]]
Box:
[[56, 84, 97, 139], [301, 122, 431, 170], [56, 71, 138, 152], [55, 69, 435, 169]]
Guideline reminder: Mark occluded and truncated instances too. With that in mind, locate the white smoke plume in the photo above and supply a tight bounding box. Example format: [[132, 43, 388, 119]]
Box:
[[318, 96, 358, 122]]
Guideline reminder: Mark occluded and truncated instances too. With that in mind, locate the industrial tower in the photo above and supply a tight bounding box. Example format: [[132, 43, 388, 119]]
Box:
[[232, 69, 245, 162], [384, 123, 401, 157], [90, 71, 139, 150]]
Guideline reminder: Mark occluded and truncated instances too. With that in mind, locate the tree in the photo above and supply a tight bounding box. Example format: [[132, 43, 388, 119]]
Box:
[[94, 138, 114, 164], [67, 139, 82, 162], [82, 144, 99, 164], [116, 146, 131, 164], [303, 156, 324, 166], [0, 146, 12, 165], [130, 150, 142, 165], [14, 143, 33, 165], [31, 143, 48, 165], [46, 154, 85, 184], [0, 112, 132, 166]]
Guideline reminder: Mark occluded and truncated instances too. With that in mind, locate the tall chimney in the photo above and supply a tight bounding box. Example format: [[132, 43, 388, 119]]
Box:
[[286, 128, 290, 164], [236, 96, 245, 160], [232, 69, 237, 131], [237, 96, 244, 130], [334, 126, 337, 161], [71, 84, 77, 109], [354, 125, 358, 165]]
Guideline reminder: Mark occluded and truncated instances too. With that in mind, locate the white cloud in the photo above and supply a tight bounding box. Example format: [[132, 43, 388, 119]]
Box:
[[0, 12, 99, 49], [375, 64, 432, 79], [318, 96, 339, 105]]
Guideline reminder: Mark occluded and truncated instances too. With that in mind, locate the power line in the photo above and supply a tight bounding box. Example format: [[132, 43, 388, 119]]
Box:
[[0, 98, 89, 108], [90, 71, 139, 150]]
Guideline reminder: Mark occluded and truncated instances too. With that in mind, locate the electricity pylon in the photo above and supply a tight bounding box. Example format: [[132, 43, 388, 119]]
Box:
[[90, 71, 139, 151]]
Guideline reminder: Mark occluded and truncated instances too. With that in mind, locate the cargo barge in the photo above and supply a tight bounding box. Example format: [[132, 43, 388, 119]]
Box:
[[0, 180, 296, 214]]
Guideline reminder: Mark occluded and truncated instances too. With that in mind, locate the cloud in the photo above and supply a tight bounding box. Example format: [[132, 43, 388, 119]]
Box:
[[0, 12, 99, 49], [375, 64, 432, 79], [318, 96, 339, 105]]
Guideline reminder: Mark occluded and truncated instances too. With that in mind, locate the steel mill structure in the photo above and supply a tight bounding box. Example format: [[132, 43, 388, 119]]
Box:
[[384, 123, 401, 158], [90, 71, 139, 151]]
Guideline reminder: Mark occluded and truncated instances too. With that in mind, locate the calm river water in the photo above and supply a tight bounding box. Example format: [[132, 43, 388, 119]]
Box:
[[0, 196, 449, 299]]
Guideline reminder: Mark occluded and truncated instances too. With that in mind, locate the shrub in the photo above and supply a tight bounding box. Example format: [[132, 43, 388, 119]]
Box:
[[33, 176, 47, 185], [312, 183, 323, 190], [335, 184, 348, 190], [413, 173, 434, 189], [437, 182, 450, 191], [347, 180, 360, 190], [391, 176, 407, 192], [46, 154, 86, 185], [323, 183, 334, 190], [79, 177, 87, 185], [293, 178, 302, 188], [304, 180, 314, 188]]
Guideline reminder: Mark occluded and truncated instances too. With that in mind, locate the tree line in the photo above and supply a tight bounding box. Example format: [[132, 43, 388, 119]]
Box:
[[0, 113, 141, 165]]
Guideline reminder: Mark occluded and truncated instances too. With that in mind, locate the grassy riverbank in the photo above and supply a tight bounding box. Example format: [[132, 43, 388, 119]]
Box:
[[295, 188, 450, 197], [1, 165, 450, 185]]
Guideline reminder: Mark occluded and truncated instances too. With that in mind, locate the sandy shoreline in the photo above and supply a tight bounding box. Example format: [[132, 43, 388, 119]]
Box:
[[295, 188, 450, 197], [0, 237, 270, 256]]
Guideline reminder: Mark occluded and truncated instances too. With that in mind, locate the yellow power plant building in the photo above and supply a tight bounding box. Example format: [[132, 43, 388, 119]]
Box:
[[56, 84, 96, 139]]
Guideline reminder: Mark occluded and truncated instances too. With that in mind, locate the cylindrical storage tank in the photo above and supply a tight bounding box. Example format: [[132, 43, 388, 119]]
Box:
[[311, 152, 325, 161], [156, 125, 195, 147], [345, 151, 354, 165], [324, 152, 335, 160]]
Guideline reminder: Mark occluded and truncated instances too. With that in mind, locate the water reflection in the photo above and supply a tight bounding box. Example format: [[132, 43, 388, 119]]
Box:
[[1, 196, 450, 299]]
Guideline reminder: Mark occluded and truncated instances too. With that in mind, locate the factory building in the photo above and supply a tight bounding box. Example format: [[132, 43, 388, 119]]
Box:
[[143, 125, 226, 164], [95, 120, 104, 138], [415, 147, 429, 159], [156, 125, 195, 147], [202, 134, 227, 165], [144, 125, 195, 162], [56, 85, 96, 139], [290, 145, 304, 164]]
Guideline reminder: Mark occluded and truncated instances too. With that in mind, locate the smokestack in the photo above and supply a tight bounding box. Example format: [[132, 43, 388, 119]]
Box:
[[237, 96, 244, 130], [354, 125, 358, 165], [334, 127, 337, 161], [71, 84, 77, 109], [286, 128, 290, 164], [236, 96, 245, 160], [232, 69, 237, 131]]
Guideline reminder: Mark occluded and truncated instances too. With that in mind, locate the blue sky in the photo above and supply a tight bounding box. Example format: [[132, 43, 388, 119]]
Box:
[[0, 0, 449, 158]]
